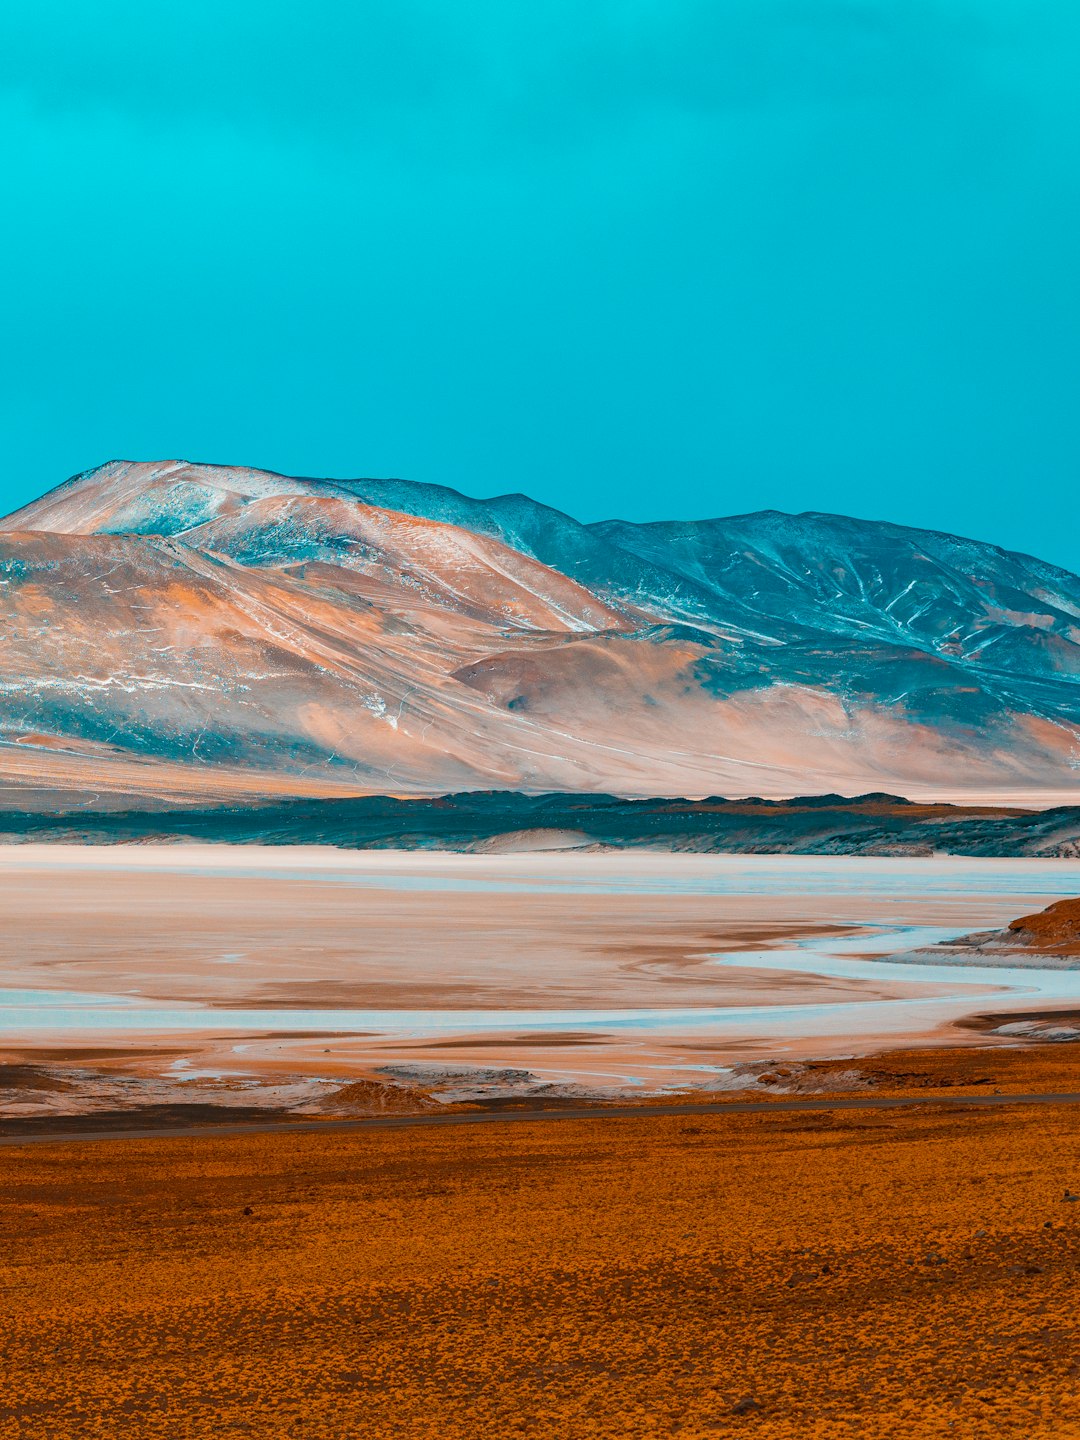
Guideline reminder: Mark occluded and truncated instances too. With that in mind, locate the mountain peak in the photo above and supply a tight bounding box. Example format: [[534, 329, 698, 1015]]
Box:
[[0, 459, 1077, 808]]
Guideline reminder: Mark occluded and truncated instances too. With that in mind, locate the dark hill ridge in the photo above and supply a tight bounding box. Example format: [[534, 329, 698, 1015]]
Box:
[[0, 792, 1076, 857], [0, 459, 1078, 805]]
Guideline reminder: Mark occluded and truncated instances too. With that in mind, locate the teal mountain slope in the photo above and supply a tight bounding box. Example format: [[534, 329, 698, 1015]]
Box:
[[0, 459, 1076, 808]]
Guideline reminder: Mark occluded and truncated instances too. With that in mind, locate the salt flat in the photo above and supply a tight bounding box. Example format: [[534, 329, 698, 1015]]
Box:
[[2, 846, 1079, 1113]]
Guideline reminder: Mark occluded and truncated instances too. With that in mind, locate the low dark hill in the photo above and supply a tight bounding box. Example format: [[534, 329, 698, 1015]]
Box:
[[0, 792, 1077, 857]]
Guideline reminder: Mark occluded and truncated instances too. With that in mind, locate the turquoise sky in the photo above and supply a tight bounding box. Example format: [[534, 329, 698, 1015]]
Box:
[[2, 2, 1078, 568]]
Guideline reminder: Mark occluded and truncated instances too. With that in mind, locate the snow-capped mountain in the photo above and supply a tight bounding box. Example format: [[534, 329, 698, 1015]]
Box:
[[0, 459, 1077, 808]]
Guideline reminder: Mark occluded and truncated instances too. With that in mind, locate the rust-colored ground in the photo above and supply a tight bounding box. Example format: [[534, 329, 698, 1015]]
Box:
[[2, 1046, 1080, 1439], [1007, 897, 1080, 955]]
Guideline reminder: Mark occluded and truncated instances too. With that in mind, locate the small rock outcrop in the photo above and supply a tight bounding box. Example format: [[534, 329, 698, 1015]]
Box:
[[912, 896, 1080, 969], [927, 898, 1080, 967], [1002, 897, 1080, 956]]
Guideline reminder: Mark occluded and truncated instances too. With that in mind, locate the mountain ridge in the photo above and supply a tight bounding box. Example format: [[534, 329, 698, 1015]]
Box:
[[15, 457, 1080, 598], [13, 456, 1071, 573], [0, 458, 1077, 809]]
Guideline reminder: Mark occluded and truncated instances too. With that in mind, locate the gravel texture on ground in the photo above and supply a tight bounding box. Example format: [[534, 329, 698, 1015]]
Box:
[[1, 1045, 1079, 1438]]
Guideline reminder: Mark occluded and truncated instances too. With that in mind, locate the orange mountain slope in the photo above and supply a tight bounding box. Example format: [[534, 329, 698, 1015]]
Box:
[[1, 459, 1078, 806]]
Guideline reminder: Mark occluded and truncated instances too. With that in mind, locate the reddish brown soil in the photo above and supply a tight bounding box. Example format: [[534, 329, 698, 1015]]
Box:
[[1008, 897, 1080, 955], [2, 1044, 1080, 1438]]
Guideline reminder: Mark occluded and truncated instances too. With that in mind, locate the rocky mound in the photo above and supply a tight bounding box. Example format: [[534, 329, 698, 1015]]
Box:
[[895, 895, 1080, 970], [1003, 897, 1080, 956]]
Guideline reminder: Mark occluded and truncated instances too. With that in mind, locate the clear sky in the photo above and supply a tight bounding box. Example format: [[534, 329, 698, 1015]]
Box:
[[2, 2, 1078, 569]]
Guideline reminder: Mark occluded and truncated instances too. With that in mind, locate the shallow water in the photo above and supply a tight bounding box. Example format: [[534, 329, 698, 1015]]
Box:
[[6, 849, 1080, 898], [3, 858, 1079, 1052]]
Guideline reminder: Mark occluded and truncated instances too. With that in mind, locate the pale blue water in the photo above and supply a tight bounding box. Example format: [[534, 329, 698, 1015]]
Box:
[[8, 853, 1080, 899], [3, 857, 1080, 1047]]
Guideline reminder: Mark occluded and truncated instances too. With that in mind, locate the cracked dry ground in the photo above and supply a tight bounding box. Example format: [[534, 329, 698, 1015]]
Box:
[[3, 1087, 1080, 1437]]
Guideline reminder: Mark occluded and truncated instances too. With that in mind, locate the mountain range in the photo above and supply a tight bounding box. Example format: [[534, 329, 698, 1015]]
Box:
[[0, 459, 1077, 808]]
